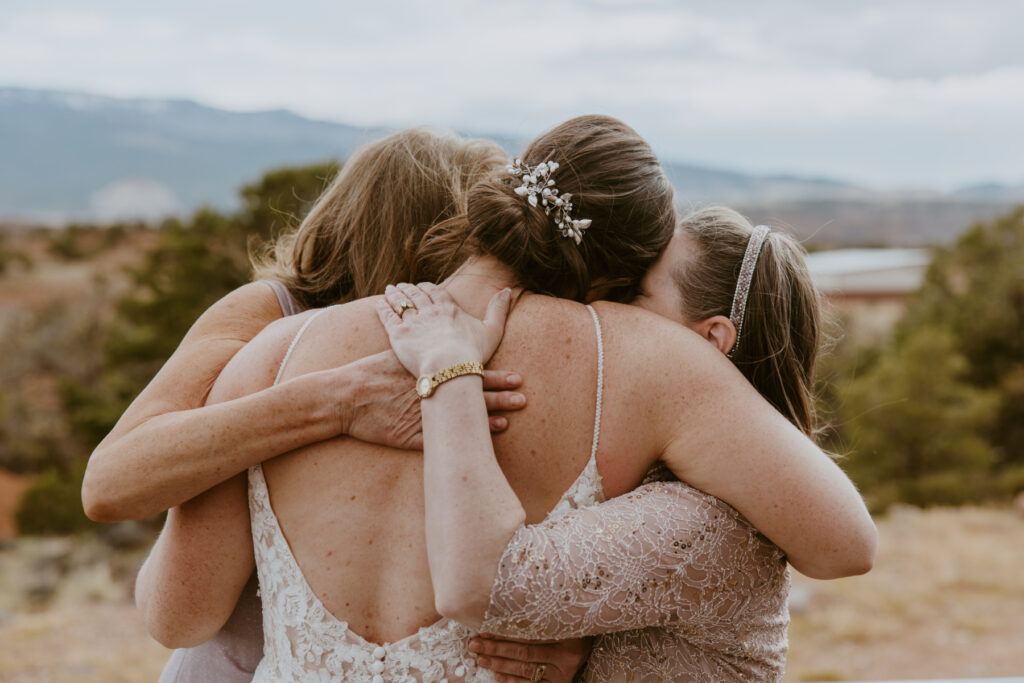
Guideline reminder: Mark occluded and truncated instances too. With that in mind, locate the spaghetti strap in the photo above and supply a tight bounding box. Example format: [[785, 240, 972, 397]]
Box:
[[274, 307, 332, 386], [548, 304, 606, 513], [260, 279, 303, 317], [584, 304, 604, 469]]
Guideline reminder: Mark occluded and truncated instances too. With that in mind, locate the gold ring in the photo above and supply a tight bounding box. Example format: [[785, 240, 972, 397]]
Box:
[[396, 300, 415, 317], [530, 663, 546, 682]]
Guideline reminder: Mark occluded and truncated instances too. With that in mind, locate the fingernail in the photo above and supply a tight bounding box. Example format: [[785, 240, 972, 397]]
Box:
[[468, 639, 480, 652], [509, 394, 525, 407], [385, 284, 394, 292], [507, 374, 521, 385]]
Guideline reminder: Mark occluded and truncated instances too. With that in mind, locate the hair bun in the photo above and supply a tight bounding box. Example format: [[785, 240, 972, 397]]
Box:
[[463, 115, 676, 303]]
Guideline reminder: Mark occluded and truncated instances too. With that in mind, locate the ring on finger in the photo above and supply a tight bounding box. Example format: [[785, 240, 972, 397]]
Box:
[[530, 663, 547, 682], [396, 300, 415, 317]]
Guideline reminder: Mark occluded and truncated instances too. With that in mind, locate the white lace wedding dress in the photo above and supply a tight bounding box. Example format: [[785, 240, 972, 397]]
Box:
[[246, 306, 608, 682]]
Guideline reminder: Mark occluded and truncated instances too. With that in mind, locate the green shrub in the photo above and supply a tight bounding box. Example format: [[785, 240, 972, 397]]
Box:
[[829, 207, 1024, 507], [16, 460, 96, 535]]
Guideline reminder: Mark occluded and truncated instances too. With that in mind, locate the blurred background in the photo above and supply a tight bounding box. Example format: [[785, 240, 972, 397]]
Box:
[[0, 1, 1022, 681]]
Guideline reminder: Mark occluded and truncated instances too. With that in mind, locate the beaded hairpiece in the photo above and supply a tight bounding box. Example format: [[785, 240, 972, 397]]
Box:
[[727, 225, 770, 357], [506, 158, 592, 244]]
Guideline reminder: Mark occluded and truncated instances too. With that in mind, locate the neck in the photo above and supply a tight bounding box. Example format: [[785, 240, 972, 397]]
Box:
[[442, 255, 520, 316]]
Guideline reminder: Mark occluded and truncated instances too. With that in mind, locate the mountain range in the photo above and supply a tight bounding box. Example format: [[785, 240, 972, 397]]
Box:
[[2, 87, 1021, 246]]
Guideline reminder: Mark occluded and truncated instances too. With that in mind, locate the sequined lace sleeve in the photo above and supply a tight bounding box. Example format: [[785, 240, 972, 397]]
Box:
[[480, 479, 789, 642]]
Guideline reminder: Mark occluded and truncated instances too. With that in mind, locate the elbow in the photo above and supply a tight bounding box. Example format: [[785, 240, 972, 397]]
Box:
[[82, 450, 150, 523], [794, 522, 878, 580], [433, 511, 525, 629], [81, 462, 126, 523], [144, 613, 221, 650], [432, 557, 494, 630], [836, 515, 879, 578], [81, 467, 113, 523], [82, 491, 121, 524], [849, 522, 879, 576], [434, 588, 486, 631], [137, 589, 225, 649]]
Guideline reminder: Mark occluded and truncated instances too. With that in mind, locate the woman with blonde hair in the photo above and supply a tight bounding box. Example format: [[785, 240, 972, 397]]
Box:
[[83, 127, 546, 682], [146, 115, 873, 681]]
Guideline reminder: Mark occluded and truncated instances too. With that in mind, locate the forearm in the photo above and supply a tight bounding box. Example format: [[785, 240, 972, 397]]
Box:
[[660, 362, 877, 581], [84, 368, 350, 521], [135, 474, 254, 648], [421, 375, 526, 629]]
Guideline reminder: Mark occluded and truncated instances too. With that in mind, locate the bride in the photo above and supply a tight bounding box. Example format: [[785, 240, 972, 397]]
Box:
[[138, 115, 875, 680]]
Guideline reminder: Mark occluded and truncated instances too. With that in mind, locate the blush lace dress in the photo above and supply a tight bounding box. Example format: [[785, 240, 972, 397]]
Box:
[[482, 464, 791, 681]]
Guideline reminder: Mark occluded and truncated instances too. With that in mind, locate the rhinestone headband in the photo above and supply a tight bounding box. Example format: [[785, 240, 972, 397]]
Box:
[[506, 158, 592, 244], [727, 225, 770, 358]]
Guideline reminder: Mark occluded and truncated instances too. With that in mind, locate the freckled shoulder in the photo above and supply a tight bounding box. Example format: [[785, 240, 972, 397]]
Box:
[[182, 281, 291, 346]]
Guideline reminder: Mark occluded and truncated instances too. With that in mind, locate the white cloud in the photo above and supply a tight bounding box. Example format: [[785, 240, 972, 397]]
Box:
[[1, 0, 1022, 187]]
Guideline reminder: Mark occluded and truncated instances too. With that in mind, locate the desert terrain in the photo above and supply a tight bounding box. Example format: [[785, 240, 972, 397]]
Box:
[[1, 504, 1022, 682]]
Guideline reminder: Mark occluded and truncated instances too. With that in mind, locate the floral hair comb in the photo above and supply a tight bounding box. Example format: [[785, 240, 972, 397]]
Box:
[[507, 158, 592, 244]]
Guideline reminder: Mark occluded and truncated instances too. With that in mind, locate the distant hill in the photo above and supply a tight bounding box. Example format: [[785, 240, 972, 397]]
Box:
[[1, 87, 1020, 245], [0, 87, 387, 223]]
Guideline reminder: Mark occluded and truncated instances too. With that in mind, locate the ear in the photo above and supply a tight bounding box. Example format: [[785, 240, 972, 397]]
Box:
[[689, 315, 737, 357]]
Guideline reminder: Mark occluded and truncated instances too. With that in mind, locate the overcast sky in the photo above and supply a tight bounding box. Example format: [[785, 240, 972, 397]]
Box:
[[2, 0, 1022, 189]]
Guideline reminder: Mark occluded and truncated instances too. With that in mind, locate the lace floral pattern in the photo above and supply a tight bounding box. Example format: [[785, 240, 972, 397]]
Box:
[[248, 464, 494, 682], [481, 468, 790, 682]]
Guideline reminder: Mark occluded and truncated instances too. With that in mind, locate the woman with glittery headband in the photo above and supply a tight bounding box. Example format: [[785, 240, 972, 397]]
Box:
[[378, 205, 837, 680], [132, 115, 874, 682]]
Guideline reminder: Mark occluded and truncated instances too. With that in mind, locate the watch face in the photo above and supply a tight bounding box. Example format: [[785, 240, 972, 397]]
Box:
[[416, 375, 433, 398]]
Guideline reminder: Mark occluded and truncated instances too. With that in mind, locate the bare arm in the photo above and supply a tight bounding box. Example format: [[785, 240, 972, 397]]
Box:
[[378, 284, 525, 629], [648, 314, 877, 580], [135, 471, 254, 648], [133, 313, 298, 647], [83, 282, 524, 522], [82, 282, 342, 521]]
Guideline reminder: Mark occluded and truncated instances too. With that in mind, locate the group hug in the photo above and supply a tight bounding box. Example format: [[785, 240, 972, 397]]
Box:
[[82, 115, 877, 682]]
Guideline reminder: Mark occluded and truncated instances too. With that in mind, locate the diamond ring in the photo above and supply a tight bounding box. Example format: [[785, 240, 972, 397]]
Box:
[[396, 300, 415, 317]]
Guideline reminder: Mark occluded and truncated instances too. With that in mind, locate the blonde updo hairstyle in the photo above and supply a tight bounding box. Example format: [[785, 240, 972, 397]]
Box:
[[675, 207, 823, 437], [422, 115, 677, 303], [253, 127, 508, 310]]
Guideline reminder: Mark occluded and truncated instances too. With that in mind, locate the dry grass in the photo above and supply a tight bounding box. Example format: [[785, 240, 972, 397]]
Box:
[[1, 505, 1022, 682], [0, 536, 171, 682], [0, 604, 170, 683], [785, 505, 1024, 681]]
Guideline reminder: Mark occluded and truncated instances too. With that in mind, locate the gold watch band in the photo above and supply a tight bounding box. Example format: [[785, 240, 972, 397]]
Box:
[[416, 361, 485, 399]]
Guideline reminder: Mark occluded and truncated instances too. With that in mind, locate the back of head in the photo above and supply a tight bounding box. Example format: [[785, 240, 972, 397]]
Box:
[[675, 207, 822, 436], [253, 127, 507, 309], [424, 115, 676, 303]]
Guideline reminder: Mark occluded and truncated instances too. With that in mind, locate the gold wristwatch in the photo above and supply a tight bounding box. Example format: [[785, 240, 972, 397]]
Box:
[[415, 361, 485, 399]]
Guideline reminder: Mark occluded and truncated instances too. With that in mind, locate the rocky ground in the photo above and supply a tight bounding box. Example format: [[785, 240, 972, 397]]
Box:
[[1, 505, 1022, 682]]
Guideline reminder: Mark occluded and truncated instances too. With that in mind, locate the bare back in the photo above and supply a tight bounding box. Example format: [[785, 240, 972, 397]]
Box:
[[258, 292, 687, 644]]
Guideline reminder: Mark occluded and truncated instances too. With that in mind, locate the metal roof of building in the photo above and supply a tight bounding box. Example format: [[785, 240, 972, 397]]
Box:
[[804, 248, 933, 296]]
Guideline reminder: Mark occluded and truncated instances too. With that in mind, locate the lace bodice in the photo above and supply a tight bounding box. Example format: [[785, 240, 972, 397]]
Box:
[[249, 463, 491, 682], [482, 467, 791, 682], [247, 305, 607, 681]]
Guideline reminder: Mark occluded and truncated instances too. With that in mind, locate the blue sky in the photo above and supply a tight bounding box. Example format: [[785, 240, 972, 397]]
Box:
[[2, 0, 1022, 189]]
